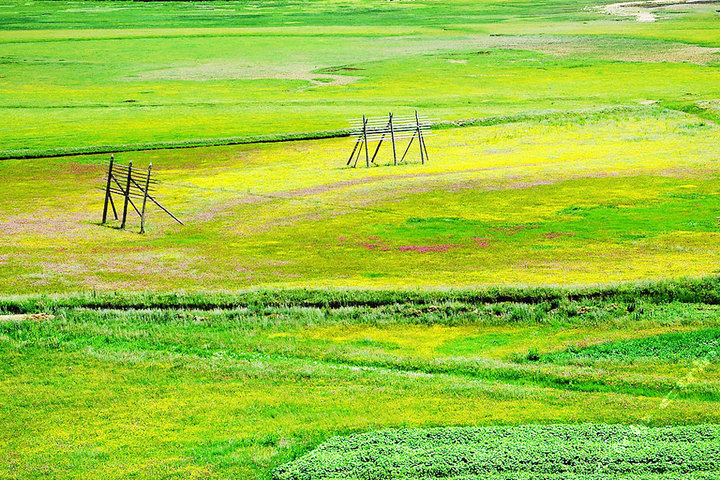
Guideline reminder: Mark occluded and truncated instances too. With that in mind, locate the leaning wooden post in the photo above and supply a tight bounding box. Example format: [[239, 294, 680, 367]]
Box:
[[370, 118, 390, 163], [415, 110, 424, 165], [139, 163, 152, 234], [347, 135, 363, 166], [363, 115, 370, 168], [120, 160, 132, 229], [389, 112, 397, 166], [102, 154, 114, 224], [421, 130, 429, 162]]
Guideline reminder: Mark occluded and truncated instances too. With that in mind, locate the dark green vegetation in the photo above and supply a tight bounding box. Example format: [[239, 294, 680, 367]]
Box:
[[275, 424, 720, 479], [545, 328, 720, 364], [3, 280, 720, 478]]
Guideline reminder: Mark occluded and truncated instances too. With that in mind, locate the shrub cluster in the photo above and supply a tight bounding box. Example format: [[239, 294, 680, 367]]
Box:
[[274, 425, 720, 480]]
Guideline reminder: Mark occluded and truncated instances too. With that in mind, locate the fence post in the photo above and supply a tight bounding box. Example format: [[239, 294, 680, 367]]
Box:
[[363, 115, 370, 168], [415, 110, 424, 165], [389, 112, 397, 166], [139, 163, 152, 234], [120, 160, 132, 229], [102, 154, 114, 224]]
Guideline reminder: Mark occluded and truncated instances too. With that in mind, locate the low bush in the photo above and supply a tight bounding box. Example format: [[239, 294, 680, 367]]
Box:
[[274, 424, 720, 480]]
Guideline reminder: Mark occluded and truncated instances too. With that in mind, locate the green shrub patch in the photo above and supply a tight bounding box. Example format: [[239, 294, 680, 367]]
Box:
[[544, 329, 720, 364], [274, 425, 720, 480]]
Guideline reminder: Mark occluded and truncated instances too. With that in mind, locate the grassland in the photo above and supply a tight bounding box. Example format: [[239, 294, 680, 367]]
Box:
[[1, 0, 720, 158], [4, 105, 720, 292], [2, 282, 720, 479], [1, 0, 719, 292], [2, 2, 720, 478]]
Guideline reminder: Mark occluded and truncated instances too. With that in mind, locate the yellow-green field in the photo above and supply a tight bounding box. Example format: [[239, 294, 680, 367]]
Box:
[[3, 287, 720, 478], [2, 0, 719, 293], [3, 106, 720, 292]]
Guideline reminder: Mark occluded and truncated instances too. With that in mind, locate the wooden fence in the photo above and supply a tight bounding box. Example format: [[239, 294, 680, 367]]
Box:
[[101, 155, 182, 233], [347, 110, 434, 168]]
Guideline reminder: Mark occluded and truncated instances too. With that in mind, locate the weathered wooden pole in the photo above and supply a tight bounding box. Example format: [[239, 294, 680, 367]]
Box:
[[370, 117, 391, 163], [353, 138, 364, 168], [347, 136, 362, 166], [363, 115, 370, 168], [139, 163, 152, 234], [415, 110, 424, 165], [400, 131, 416, 163], [421, 132, 429, 162], [389, 112, 397, 166], [120, 160, 132, 229], [102, 154, 114, 223]]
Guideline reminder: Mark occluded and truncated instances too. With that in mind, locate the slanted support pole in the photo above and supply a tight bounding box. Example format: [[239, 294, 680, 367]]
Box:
[[371, 117, 391, 163], [139, 163, 152, 234], [347, 135, 362, 166], [400, 131, 416, 163], [421, 131, 430, 162], [389, 112, 397, 166], [415, 110, 425, 165], [362, 115, 370, 168], [120, 160, 132, 229], [102, 154, 114, 223]]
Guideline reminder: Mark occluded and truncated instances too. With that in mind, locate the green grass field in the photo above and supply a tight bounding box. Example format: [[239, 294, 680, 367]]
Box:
[[3, 283, 720, 479], [2, 0, 720, 478]]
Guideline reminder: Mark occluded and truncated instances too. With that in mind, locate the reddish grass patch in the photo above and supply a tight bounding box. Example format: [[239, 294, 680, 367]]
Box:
[[545, 232, 576, 239], [398, 244, 461, 253], [471, 237, 491, 248]]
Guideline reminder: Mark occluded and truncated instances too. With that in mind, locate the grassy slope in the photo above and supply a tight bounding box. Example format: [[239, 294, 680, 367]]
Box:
[[3, 106, 720, 292], [3, 282, 720, 479]]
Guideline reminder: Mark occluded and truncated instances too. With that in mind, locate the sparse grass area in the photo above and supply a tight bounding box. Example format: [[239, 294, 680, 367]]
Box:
[[2, 283, 720, 479]]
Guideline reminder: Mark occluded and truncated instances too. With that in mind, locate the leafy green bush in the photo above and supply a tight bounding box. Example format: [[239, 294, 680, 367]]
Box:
[[274, 425, 720, 480]]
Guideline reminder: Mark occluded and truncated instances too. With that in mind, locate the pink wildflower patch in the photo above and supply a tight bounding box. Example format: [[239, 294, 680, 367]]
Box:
[[545, 232, 576, 239], [471, 237, 490, 248], [357, 237, 390, 250], [397, 244, 461, 253]]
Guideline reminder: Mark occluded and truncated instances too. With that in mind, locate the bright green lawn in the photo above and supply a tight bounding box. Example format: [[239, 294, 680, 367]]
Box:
[[2, 286, 720, 479], [1, 0, 719, 157]]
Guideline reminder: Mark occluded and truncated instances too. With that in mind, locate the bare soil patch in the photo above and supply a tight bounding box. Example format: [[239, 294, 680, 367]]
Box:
[[597, 0, 719, 22]]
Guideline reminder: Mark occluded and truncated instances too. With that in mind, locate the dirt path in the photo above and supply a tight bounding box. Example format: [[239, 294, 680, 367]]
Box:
[[597, 0, 719, 22]]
